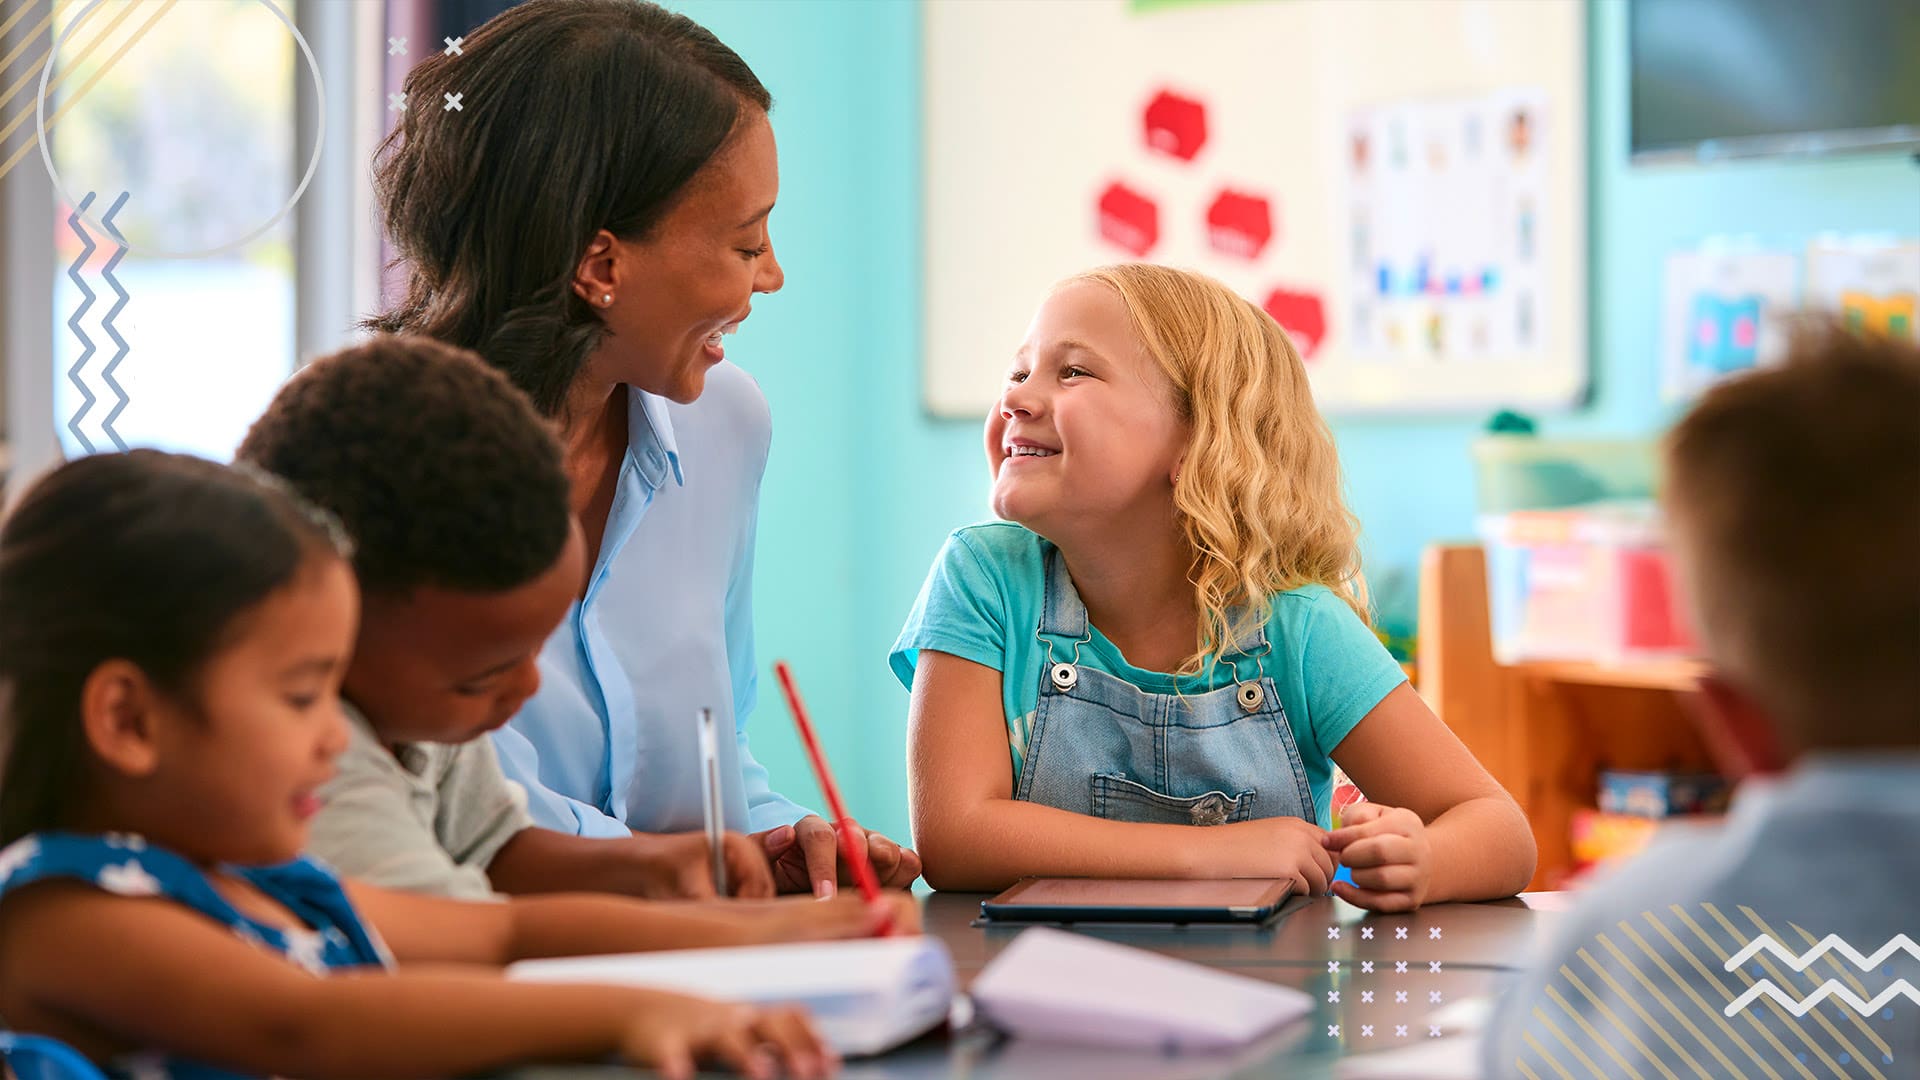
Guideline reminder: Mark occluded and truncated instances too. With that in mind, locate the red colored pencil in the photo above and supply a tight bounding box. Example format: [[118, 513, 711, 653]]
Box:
[[772, 660, 894, 935]]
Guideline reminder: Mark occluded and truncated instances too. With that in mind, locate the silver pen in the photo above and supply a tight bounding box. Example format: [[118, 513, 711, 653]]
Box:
[[696, 707, 728, 896]]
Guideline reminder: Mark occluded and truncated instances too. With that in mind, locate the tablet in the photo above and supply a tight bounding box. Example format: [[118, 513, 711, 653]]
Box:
[[979, 877, 1295, 924]]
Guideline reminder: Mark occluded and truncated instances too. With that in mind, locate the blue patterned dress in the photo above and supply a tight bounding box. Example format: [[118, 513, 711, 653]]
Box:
[[0, 831, 391, 1080]]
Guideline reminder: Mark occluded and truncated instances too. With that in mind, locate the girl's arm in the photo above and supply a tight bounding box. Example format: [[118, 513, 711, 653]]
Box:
[[346, 879, 916, 966], [0, 884, 827, 1080], [1327, 683, 1538, 906], [907, 651, 1335, 892], [485, 825, 779, 900]]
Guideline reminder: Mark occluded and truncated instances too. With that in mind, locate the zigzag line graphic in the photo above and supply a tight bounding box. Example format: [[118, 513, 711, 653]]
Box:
[[1725, 933, 1920, 973], [64, 192, 99, 454], [1723, 978, 1920, 1018], [96, 191, 131, 451]]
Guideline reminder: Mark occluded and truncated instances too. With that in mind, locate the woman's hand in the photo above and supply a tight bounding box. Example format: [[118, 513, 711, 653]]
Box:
[[618, 990, 836, 1080], [1322, 802, 1434, 912], [753, 816, 923, 897], [1196, 816, 1337, 893]]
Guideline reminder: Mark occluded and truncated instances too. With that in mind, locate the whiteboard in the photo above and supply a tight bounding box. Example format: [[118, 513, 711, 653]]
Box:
[[923, 0, 1587, 417]]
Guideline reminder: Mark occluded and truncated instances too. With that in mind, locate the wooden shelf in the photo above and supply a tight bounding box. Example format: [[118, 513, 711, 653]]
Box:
[[1514, 657, 1709, 693], [1419, 545, 1718, 890]]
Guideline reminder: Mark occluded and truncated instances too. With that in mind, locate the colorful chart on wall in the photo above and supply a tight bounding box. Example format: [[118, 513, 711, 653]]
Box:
[[922, 0, 1587, 417], [1659, 249, 1801, 403], [1804, 240, 1920, 342]]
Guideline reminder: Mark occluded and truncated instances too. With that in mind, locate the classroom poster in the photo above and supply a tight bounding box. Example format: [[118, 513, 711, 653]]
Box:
[[1804, 240, 1920, 342], [1659, 248, 1800, 402], [1345, 88, 1550, 365], [922, 0, 1587, 417]]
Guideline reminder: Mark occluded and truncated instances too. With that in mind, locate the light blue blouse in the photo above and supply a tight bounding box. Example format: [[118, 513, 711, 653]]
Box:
[[492, 362, 811, 837]]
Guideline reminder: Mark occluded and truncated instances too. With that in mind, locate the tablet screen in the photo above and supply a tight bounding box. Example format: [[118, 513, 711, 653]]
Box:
[[991, 877, 1291, 909]]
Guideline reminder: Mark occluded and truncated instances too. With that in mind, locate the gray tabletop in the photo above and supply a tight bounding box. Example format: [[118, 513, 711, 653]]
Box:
[[519, 891, 1564, 1080]]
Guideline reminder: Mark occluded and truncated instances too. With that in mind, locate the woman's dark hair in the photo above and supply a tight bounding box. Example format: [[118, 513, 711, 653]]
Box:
[[0, 451, 351, 845], [368, 0, 772, 416]]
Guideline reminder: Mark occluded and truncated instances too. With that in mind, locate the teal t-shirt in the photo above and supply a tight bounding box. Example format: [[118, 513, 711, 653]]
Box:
[[890, 523, 1408, 826]]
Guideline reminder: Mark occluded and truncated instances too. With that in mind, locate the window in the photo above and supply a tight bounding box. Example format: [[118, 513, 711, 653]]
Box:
[[45, 0, 303, 459]]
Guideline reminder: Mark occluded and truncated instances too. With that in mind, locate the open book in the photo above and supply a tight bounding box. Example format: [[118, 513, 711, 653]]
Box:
[[507, 936, 956, 1057]]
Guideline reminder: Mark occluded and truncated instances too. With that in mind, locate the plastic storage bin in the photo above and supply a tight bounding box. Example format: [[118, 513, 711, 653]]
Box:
[[1471, 436, 1656, 514], [1479, 503, 1697, 665]]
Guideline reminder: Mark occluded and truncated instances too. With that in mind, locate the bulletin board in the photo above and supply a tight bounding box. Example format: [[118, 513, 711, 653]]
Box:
[[922, 0, 1587, 417]]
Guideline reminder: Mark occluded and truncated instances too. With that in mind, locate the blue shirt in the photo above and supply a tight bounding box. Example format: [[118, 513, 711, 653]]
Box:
[[1484, 754, 1920, 1079], [889, 523, 1407, 826], [0, 831, 390, 1080], [492, 363, 811, 837]]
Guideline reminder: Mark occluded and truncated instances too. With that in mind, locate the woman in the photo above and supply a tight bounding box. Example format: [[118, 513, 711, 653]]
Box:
[[368, 0, 919, 898]]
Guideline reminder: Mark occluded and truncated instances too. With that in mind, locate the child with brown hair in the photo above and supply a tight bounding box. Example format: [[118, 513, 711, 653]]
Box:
[[0, 451, 838, 1079], [1488, 325, 1920, 1077]]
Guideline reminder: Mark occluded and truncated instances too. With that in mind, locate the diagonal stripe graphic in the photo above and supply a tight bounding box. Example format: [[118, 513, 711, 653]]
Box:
[[1633, 912, 1786, 1079], [1535, 994, 1623, 1080], [0, 0, 69, 77], [1668, 905, 1821, 1079], [1617, 921, 1749, 1078], [1545, 982, 1650, 1080], [0, 0, 175, 184], [2, 0, 111, 129], [1558, 963, 1684, 1080], [1522, 1027, 1581, 1080], [1575, 941, 1715, 1078]]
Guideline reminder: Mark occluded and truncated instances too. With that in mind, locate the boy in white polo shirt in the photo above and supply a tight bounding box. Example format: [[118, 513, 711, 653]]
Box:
[[237, 336, 914, 942]]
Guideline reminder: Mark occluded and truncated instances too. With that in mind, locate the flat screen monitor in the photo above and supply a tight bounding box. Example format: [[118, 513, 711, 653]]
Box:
[[1630, 0, 1920, 161]]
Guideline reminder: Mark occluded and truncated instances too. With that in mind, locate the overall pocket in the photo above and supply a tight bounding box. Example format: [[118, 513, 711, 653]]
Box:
[[1090, 773, 1258, 826]]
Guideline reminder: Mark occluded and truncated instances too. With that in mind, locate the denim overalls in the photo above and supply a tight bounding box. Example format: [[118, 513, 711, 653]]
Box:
[[1013, 547, 1319, 826]]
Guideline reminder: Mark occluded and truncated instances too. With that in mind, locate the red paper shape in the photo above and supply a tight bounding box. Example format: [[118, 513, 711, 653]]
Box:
[[1143, 89, 1207, 162], [1206, 190, 1274, 260], [1263, 288, 1327, 360], [1096, 181, 1159, 257]]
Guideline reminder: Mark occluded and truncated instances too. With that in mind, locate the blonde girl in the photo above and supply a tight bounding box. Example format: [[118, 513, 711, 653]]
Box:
[[894, 264, 1536, 910]]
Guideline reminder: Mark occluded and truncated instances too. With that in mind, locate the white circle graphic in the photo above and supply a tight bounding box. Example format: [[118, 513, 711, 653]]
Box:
[[36, 0, 326, 261]]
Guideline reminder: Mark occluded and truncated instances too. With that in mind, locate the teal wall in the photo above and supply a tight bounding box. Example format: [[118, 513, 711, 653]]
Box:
[[677, 0, 1920, 847]]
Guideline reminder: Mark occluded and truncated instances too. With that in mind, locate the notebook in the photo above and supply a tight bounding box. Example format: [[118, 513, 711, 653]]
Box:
[[969, 926, 1314, 1052], [507, 936, 956, 1057]]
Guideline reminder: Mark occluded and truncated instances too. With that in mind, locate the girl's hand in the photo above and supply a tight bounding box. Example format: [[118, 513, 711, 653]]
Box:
[[1202, 817, 1337, 893], [619, 991, 837, 1080], [732, 892, 923, 944], [1322, 802, 1433, 912]]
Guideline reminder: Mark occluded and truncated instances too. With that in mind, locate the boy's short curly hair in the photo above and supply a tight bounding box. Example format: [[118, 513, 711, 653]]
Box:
[[237, 335, 572, 597]]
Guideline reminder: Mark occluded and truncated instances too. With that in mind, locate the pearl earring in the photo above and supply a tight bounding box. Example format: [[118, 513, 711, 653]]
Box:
[[601, 293, 614, 306]]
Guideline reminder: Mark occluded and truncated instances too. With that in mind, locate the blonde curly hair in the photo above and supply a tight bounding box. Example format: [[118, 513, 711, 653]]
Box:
[[1060, 264, 1369, 672]]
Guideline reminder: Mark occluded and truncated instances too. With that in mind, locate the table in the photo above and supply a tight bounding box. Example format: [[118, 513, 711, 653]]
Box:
[[521, 892, 1563, 1079]]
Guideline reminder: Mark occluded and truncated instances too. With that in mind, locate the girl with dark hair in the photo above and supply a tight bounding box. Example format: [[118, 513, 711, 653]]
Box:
[[371, 0, 919, 896], [0, 452, 838, 1080]]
